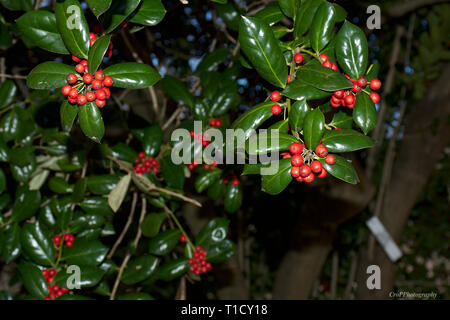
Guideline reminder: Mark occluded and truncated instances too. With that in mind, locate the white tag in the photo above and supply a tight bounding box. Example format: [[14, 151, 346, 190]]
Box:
[[366, 216, 402, 262]]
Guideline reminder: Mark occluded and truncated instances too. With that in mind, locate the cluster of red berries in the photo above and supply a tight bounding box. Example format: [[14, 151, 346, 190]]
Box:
[[270, 91, 282, 115], [190, 130, 211, 147], [209, 119, 222, 127], [133, 152, 160, 175], [223, 176, 239, 186], [187, 160, 218, 171], [53, 233, 75, 248], [282, 142, 335, 183], [188, 246, 212, 276], [41, 269, 69, 300], [330, 76, 382, 108], [319, 54, 338, 71]]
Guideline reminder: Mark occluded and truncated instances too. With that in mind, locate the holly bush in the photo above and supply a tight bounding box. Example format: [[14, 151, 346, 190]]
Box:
[[0, 0, 380, 300]]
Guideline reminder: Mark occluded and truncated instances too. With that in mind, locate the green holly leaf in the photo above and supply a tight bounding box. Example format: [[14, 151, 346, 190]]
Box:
[[86, 174, 122, 195], [131, 125, 163, 157], [283, 79, 331, 100], [239, 16, 288, 88], [195, 169, 221, 193], [88, 34, 111, 74], [122, 255, 158, 285], [0, 80, 16, 110], [130, 0, 166, 26], [60, 100, 79, 132], [297, 65, 352, 91], [322, 129, 374, 153], [261, 158, 292, 195], [48, 176, 73, 194], [160, 154, 185, 189], [27, 62, 74, 90], [21, 221, 55, 266], [206, 239, 236, 263], [0, 0, 34, 11], [104, 62, 161, 89], [278, 0, 300, 18], [309, 2, 336, 53], [335, 21, 368, 80], [11, 186, 41, 222], [319, 155, 359, 184], [55, 0, 90, 59], [72, 178, 87, 203], [330, 111, 352, 129], [103, 0, 141, 33], [17, 261, 47, 299], [109, 142, 138, 163], [1, 223, 21, 263], [209, 85, 240, 117], [16, 10, 69, 55], [156, 258, 189, 281], [161, 75, 194, 107], [366, 61, 379, 81], [289, 98, 309, 132], [254, 2, 284, 26], [216, 2, 241, 31], [269, 119, 289, 133], [196, 48, 230, 73], [63, 239, 108, 266], [232, 101, 273, 141], [80, 197, 114, 216], [332, 3, 347, 22], [196, 218, 229, 247], [148, 229, 181, 255], [79, 101, 105, 143], [141, 212, 166, 237], [303, 108, 325, 150], [246, 132, 298, 155], [86, 0, 112, 18], [353, 93, 377, 134], [294, 0, 323, 38], [224, 183, 242, 213]]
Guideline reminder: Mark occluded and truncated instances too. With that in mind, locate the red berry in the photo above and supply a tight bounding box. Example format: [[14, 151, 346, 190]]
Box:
[[209, 119, 215, 126], [83, 73, 93, 84], [317, 168, 327, 178], [92, 80, 103, 90], [304, 172, 315, 183], [331, 96, 342, 105], [68, 96, 77, 104], [42, 270, 49, 278], [81, 60, 88, 67], [322, 60, 332, 69], [315, 144, 328, 157], [289, 142, 303, 155], [351, 82, 361, 93], [86, 91, 96, 102], [89, 32, 96, 40], [69, 88, 79, 99], [62, 85, 72, 96], [72, 55, 81, 62], [53, 235, 61, 246], [77, 94, 87, 105], [290, 166, 300, 178], [94, 70, 105, 81], [343, 94, 355, 106], [325, 154, 336, 165], [65, 241, 73, 248], [270, 91, 281, 102], [334, 90, 344, 99], [95, 89, 106, 100], [357, 77, 367, 87], [66, 73, 77, 84], [49, 269, 56, 277], [319, 54, 328, 63], [331, 63, 338, 71], [370, 92, 380, 104], [215, 119, 222, 127], [310, 160, 322, 173], [139, 152, 146, 159], [330, 101, 341, 108], [294, 53, 303, 63], [291, 155, 303, 167], [75, 64, 85, 74], [188, 164, 194, 170], [299, 164, 311, 178], [287, 75, 291, 84], [179, 234, 187, 242], [63, 234, 71, 241], [95, 99, 106, 108], [271, 104, 281, 115], [103, 87, 111, 98], [370, 79, 381, 90], [103, 76, 114, 87], [296, 176, 303, 182]]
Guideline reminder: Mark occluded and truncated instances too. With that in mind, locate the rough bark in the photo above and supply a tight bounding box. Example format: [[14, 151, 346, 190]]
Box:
[[356, 63, 450, 299]]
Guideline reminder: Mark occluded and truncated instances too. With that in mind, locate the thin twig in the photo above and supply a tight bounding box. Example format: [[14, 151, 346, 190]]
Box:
[[107, 192, 138, 260], [0, 74, 27, 80], [344, 252, 358, 299], [162, 107, 184, 130]]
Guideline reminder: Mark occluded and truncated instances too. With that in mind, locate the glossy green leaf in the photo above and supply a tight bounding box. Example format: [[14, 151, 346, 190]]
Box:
[[297, 65, 352, 91], [196, 218, 229, 247], [104, 62, 161, 89], [148, 229, 181, 255], [319, 155, 359, 184], [335, 21, 368, 80], [239, 16, 288, 88], [254, 2, 284, 26], [11, 186, 41, 222], [21, 221, 55, 266], [289, 98, 309, 131], [365, 61, 379, 81], [10, 160, 36, 183], [122, 255, 158, 284], [63, 239, 108, 266], [72, 178, 87, 203], [87, 0, 112, 18], [207, 180, 226, 200], [55, 0, 90, 59], [278, 0, 299, 18], [330, 111, 352, 129], [332, 3, 347, 22], [195, 169, 221, 193], [0, 0, 33, 11], [80, 197, 114, 216], [209, 86, 240, 117], [108, 173, 131, 213], [246, 132, 298, 155], [322, 129, 374, 152], [196, 48, 229, 73], [231, 101, 273, 140], [216, 2, 241, 31], [160, 154, 184, 189], [110, 142, 138, 163], [27, 62, 74, 90], [309, 2, 336, 53], [157, 258, 189, 281], [261, 158, 292, 195], [79, 101, 105, 143], [0, 167, 5, 193], [303, 108, 324, 150], [1, 224, 21, 263], [224, 183, 242, 213], [294, 0, 323, 38], [141, 212, 166, 237], [131, 125, 163, 156], [0, 80, 16, 110], [17, 10, 69, 55], [48, 176, 73, 194], [161, 75, 194, 107], [60, 100, 79, 132], [206, 239, 236, 263], [55, 265, 106, 288], [353, 93, 377, 134], [269, 119, 289, 133], [192, 99, 208, 121], [18, 261, 47, 299], [103, 0, 141, 33], [283, 79, 331, 100], [88, 35, 111, 74], [86, 174, 121, 195], [130, 0, 166, 26], [0, 139, 9, 161]]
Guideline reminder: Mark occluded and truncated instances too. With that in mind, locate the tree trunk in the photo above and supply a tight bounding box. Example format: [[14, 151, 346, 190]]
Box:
[[356, 63, 450, 299]]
